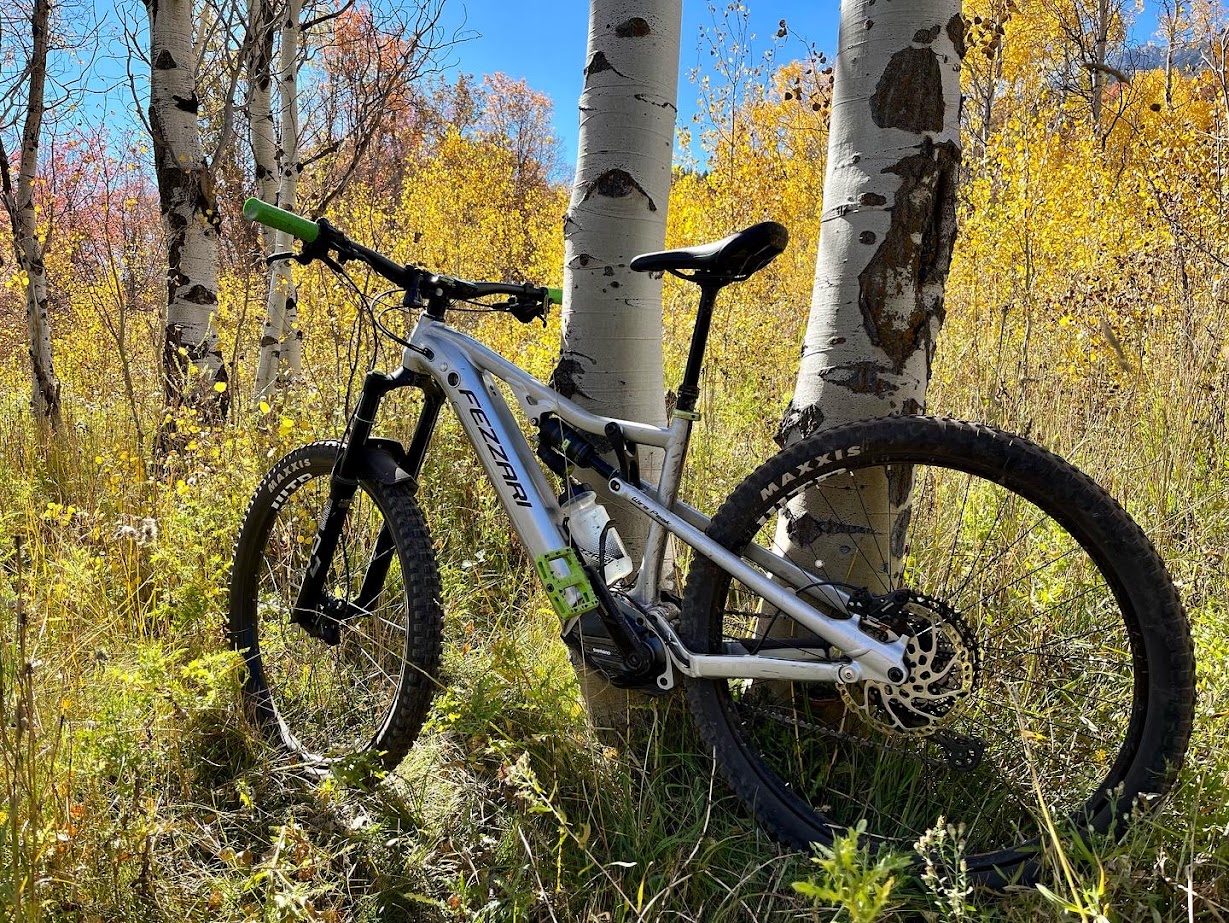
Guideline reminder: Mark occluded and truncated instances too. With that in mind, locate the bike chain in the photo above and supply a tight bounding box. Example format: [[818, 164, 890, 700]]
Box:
[[743, 702, 967, 770]]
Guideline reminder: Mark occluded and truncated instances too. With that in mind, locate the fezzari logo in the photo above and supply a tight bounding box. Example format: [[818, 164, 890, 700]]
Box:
[[458, 388, 533, 508]]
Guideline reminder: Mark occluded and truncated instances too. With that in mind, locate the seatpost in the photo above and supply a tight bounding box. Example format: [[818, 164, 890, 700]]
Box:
[[676, 282, 722, 416]]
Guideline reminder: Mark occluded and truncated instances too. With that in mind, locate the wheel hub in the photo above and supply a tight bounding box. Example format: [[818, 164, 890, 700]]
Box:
[[841, 591, 979, 736]]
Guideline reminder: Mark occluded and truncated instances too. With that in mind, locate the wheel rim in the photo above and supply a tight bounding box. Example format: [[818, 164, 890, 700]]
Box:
[[248, 471, 410, 763], [704, 453, 1143, 860]]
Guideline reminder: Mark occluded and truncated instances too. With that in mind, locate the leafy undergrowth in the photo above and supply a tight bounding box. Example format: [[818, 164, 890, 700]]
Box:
[[6, 59, 1229, 913], [2, 339, 1228, 923]]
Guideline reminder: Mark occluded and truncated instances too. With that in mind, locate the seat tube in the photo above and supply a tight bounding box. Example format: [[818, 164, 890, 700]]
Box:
[[633, 415, 693, 604]]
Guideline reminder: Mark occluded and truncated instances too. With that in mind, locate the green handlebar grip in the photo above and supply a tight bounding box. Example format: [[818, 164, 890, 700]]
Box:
[[546, 287, 563, 305], [242, 197, 319, 243]]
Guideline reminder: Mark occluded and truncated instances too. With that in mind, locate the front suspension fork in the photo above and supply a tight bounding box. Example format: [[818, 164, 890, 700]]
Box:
[[353, 384, 444, 613], [292, 369, 441, 632]]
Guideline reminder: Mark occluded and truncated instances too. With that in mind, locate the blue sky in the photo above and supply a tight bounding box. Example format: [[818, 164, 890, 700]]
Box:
[[71, 0, 1167, 169], [440, 1, 1165, 168], [437, 2, 837, 166]]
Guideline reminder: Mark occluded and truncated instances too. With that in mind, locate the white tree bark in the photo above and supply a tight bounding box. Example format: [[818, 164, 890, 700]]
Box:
[[0, 0, 61, 427], [552, 0, 681, 730], [252, 0, 304, 398], [248, 0, 278, 212], [146, 0, 226, 413], [782, 0, 963, 442], [775, 0, 963, 595], [554, 0, 680, 519]]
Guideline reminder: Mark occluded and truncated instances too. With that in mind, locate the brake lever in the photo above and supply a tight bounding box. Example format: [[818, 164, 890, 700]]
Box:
[[507, 293, 548, 326], [266, 251, 298, 266]]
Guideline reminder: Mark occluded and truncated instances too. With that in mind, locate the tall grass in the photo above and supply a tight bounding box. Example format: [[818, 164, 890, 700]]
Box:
[[1, 220, 1227, 922]]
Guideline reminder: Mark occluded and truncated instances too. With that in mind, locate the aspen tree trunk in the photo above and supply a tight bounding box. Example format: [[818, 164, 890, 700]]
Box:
[[551, 0, 681, 730], [1090, 0, 1111, 128], [0, 0, 61, 428], [248, 0, 278, 213], [554, 0, 680, 524], [146, 0, 227, 416], [775, 0, 963, 598], [252, 0, 305, 398]]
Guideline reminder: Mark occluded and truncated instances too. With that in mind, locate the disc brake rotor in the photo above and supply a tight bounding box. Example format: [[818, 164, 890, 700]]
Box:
[[840, 592, 980, 736]]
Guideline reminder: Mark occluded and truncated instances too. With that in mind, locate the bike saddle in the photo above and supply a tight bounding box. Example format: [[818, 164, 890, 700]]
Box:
[[629, 221, 788, 282]]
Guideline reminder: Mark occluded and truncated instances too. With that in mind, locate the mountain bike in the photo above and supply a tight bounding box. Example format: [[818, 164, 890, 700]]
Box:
[[230, 197, 1195, 888]]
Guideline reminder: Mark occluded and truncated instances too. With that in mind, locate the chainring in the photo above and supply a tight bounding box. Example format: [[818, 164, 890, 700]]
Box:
[[840, 592, 979, 737]]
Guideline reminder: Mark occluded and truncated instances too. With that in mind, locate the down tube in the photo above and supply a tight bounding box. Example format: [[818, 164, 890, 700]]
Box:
[[429, 348, 566, 561]]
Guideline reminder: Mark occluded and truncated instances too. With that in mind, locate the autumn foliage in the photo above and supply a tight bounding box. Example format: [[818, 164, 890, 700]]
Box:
[[2, 0, 1229, 918]]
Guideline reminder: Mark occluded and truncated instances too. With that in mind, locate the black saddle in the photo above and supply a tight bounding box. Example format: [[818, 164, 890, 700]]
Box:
[[630, 221, 788, 283]]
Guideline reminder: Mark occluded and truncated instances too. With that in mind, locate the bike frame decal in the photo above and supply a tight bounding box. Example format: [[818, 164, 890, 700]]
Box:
[[457, 387, 534, 508]]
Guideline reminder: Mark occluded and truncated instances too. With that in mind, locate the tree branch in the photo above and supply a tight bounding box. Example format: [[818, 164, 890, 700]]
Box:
[[1082, 60, 1130, 83]]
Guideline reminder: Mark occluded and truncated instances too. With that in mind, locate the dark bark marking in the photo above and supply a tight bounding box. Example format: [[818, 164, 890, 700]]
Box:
[[172, 93, 200, 115], [182, 283, 218, 305], [775, 399, 825, 447], [856, 138, 960, 374], [946, 14, 967, 58], [567, 252, 592, 269], [830, 336, 847, 346], [616, 17, 650, 37], [548, 355, 593, 401], [260, 334, 279, 347], [870, 46, 944, 133], [859, 230, 877, 244], [580, 168, 657, 212], [914, 25, 941, 44], [785, 509, 874, 549], [860, 192, 887, 206], [888, 464, 915, 559], [633, 93, 677, 110], [584, 51, 628, 81], [820, 360, 899, 397], [603, 266, 614, 276], [154, 49, 176, 70]]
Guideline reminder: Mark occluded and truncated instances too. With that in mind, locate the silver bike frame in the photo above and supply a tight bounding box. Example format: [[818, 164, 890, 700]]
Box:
[[401, 315, 907, 685]]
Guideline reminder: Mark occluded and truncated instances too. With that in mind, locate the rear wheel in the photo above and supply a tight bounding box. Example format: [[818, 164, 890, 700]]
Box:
[[682, 416, 1194, 886], [229, 441, 443, 769]]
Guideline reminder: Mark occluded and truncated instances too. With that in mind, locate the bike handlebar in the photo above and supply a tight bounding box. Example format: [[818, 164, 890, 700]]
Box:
[[243, 197, 320, 243], [242, 197, 561, 319]]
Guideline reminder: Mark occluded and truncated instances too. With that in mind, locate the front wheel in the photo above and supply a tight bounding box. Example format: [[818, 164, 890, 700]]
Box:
[[229, 441, 443, 769], [682, 416, 1194, 886]]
